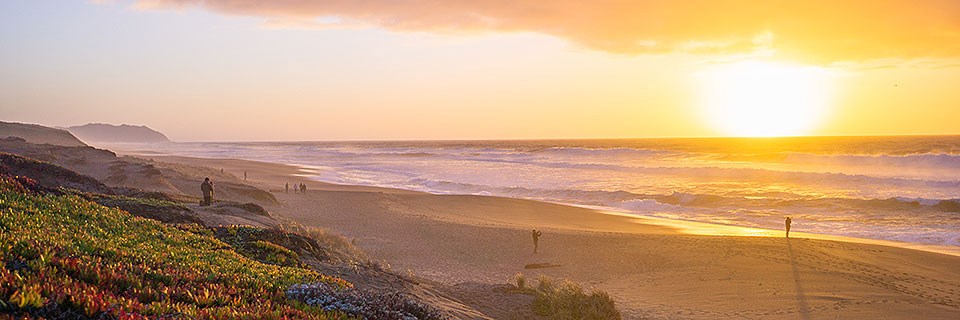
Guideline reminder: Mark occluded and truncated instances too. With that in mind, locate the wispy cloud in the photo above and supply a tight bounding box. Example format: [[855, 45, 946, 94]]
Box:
[[132, 0, 960, 63]]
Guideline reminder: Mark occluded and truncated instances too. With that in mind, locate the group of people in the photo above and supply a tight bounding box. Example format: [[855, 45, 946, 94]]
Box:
[[200, 177, 312, 207], [285, 182, 307, 194]]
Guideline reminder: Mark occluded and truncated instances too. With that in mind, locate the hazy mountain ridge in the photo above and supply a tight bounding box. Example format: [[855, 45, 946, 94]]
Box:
[[0, 120, 87, 147], [67, 123, 171, 143]]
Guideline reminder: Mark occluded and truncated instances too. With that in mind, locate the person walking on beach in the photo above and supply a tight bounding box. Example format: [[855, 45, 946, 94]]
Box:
[[532, 229, 543, 253], [200, 177, 215, 206], [244, 171, 247, 181], [285, 183, 289, 193], [300, 183, 306, 194], [785, 217, 792, 238]]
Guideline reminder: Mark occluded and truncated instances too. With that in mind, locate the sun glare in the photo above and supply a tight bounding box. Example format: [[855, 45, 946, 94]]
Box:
[[698, 61, 834, 137]]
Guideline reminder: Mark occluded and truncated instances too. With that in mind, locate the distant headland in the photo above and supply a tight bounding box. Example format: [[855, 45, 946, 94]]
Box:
[[66, 123, 170, 143]]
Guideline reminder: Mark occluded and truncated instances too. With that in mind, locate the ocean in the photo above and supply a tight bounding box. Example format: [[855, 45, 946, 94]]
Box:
[[118, 136, 960, 247]]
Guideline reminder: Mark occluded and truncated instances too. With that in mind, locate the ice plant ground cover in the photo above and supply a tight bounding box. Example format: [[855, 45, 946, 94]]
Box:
[[286, 283, 446, 320], [0, 175, 352, 319]]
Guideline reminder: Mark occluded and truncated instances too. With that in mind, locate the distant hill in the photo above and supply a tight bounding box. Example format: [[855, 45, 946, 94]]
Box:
[[67, 123, 171, 143], [0, 121, 87, 147]]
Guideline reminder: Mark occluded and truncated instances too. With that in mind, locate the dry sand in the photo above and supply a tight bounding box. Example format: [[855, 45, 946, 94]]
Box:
[[146, 155, 960, 319]]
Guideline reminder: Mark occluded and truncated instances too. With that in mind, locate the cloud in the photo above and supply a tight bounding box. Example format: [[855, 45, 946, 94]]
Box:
[[133, 0, 960, 63]]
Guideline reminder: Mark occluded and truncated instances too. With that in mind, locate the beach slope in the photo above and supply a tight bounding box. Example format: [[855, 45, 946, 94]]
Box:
[[149, 155, 960, 319]]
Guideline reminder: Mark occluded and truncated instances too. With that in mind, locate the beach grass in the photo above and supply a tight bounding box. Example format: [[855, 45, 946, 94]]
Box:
[[510, 273, 621, 319]]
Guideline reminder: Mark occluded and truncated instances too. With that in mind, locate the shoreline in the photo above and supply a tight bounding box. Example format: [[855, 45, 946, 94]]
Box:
[[135, 153, 960, 319], [134, 152, 960, 258], [596, 209, 960, 258]]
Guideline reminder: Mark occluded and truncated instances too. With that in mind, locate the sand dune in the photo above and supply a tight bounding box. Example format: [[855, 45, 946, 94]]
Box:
[[146, 155, 960, 319]]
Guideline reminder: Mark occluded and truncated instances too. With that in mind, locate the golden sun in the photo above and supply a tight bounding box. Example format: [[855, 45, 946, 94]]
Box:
[[698, 61, 834, 137]]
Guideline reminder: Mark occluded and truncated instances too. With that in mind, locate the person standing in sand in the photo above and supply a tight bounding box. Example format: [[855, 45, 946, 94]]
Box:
[[532, 229, 543, 253], [300, 183, 306, 194], [785, 217, 792, 238], [200, 177, 215, 206], [285, 182, 289, 193]]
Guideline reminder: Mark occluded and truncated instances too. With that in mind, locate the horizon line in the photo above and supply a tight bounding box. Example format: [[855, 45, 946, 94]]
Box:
[[165, 133, 960, 144]]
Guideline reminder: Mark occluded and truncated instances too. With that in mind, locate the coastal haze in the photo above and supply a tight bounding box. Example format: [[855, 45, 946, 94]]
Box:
[[3, 1, 960, 319]]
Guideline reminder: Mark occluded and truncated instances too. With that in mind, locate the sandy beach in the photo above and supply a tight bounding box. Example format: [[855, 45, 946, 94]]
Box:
[[145, 155, 960, 319]]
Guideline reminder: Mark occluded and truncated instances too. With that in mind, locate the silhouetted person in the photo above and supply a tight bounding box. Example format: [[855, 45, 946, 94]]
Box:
[[532, 229, 542, 253], [300, 183, 306, 194], [244, 171, 247, 181], [285, 183, 289, 193], [785, 217, 792, 238], [200, 177, 215, 206]]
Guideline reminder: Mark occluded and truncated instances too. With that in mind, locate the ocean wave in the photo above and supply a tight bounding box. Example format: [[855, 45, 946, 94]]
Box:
[[782, 152, 960, 172], [386, 147, 960, 192], [533, 146, 673, 158], [613, 199, 680, 211], [403, 178, 645, 203], [399, 177, 960, 215], [463, 158, 960, 196]]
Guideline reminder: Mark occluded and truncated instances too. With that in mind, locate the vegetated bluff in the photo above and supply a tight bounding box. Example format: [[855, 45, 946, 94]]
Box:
[[0, 121, 87, 147]]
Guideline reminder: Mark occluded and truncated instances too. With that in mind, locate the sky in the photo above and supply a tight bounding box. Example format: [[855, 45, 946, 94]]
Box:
[[1, 0, 959, 141]]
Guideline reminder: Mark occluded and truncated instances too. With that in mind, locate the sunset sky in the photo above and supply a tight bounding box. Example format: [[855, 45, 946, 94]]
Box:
[[1, 1, 959, 141]]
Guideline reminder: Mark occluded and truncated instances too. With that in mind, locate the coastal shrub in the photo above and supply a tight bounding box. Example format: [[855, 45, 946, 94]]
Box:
[[94, 194, 203, 224], [287, 283, 446, 320], [178, 223, 355, 268], [95, 194, 187, 210], [218, 202, 271, 216], [277, 221, 369, 264], [532, 276, 621, 320], [209, 225, 315, 267], [537, 274, 554, 292], [0, 174, 351, 319], [172, 222, 215, 237], [514, 272, 527, 290], [237, 240, 300, 268]]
